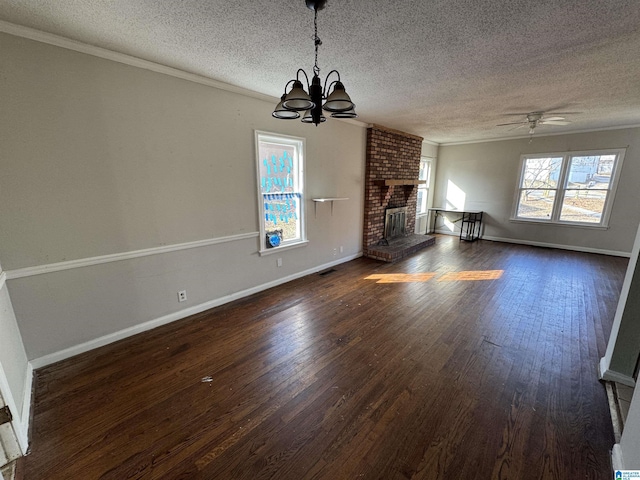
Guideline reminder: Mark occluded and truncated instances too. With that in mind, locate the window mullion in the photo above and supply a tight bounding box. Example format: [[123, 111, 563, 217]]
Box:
[[550, 155, 570, 221]]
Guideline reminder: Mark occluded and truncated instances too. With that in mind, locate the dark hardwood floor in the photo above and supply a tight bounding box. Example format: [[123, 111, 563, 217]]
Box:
[[23, 236, 628, 479]]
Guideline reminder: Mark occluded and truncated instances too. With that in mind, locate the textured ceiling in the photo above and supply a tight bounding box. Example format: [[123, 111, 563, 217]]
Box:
[[1, 0, 640, 143]]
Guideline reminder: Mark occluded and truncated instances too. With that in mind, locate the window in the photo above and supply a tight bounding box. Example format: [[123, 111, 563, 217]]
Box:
[[255, 131, 306, 253], [417, 157, 432, 215], [513, 149, 625, 227]]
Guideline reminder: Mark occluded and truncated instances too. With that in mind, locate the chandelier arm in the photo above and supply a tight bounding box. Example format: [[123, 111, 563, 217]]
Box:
[[283, 79, 297, 94], [322, 71, 341, 96], [296, 68, 311, 90]]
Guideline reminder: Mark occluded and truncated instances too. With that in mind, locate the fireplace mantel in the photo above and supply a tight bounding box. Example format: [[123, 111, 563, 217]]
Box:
[[383, 179, 426, 186], [374, 179, 426, 204]]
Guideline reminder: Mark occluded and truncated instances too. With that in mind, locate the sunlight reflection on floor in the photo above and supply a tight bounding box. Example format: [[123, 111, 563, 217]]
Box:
[[438, 270, 503, 281], [364, 273, 438, 283], [364, 270, 503, 284]]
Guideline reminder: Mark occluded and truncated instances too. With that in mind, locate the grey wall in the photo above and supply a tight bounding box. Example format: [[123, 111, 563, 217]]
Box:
[[435, 129, 640, 254], [0, 32, 366, 361]]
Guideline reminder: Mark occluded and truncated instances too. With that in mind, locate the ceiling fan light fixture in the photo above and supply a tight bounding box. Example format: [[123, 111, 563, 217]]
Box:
[[497, 109, 579, 139]]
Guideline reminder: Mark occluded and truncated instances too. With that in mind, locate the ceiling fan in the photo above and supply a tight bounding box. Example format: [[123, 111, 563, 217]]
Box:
[[497, 110, 579, 135]]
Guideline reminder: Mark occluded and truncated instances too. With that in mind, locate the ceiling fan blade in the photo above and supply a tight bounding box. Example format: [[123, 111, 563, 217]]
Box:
[[497, 121, 526, 126], [541, 120, 570, 125], [545, 111, 582, 115], [543, 116, 565, 121], [508, 124, 527, 131]]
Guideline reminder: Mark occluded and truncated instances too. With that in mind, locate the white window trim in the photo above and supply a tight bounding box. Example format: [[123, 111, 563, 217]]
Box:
[[417, 156, 434, 217], [510, 148, 626, 228], [255, 130, 307, 255]]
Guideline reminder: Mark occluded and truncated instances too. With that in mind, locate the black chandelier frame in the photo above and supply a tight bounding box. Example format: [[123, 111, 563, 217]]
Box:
[[272, 0, 357, 126]]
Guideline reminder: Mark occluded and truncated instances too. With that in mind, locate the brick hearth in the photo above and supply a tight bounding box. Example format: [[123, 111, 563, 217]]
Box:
[[364, 234, 436, 262]]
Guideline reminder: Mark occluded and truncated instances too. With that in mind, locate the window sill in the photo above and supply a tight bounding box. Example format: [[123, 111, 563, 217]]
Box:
[[509, 218, 609, 230], [259, 240, 309, 256]]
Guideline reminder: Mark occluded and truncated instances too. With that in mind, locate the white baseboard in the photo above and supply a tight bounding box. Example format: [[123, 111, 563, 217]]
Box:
[[433, 229, 632, 257], [30, 252, 362, 369], [480, 235, 631, 258]]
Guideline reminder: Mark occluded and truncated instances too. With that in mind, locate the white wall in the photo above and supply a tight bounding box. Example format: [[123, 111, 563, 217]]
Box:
[[435, 129, 640, 254], [0, 267, 30, 453], [0, 32, 366, 363]]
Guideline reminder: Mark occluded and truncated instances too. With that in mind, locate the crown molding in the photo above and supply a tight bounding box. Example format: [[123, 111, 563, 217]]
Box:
[[0, 20, 279, 104], [439, 123, 640, 147]]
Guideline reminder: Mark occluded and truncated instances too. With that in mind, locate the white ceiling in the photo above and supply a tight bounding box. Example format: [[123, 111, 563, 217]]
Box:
[[1, 0, 639, 144]]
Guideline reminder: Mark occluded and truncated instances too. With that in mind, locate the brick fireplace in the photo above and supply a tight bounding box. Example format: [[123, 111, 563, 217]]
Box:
[[363, 125, 435, 262]]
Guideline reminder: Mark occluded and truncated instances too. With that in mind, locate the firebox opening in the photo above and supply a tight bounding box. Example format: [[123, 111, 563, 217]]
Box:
[[383, 206, 408, 242]]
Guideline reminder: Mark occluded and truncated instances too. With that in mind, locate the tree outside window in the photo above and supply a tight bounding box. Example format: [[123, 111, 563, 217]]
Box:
[[513, 149, 625, 227]]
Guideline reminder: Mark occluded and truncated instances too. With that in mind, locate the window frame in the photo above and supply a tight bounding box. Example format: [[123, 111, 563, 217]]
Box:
[[255, 130, 307, 255], [416, 157, 433, 216], [511, 148, 625, 228]]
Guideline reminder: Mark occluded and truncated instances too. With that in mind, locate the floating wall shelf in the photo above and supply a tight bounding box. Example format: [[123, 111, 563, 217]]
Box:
[[312, 197, 349, 216]]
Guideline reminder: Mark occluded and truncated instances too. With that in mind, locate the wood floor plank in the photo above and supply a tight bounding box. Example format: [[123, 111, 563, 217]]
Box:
[[22, 236, 627, 479]]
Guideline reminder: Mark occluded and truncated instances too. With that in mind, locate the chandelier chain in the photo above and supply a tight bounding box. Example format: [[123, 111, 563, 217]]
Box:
[[313, 7, 321, 77]]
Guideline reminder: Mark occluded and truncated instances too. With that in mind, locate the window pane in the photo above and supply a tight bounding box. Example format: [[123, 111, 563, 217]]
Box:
[[417, 187, 428, 214], [264, 193, 301, 241], [258, 142, 297, 194], [521, 157, 562, 189], [419, 160, 431, 182], [516, 189, 556, 219], [559, 189, 606, 223], [257, 136, 303, 246], [566, 155, 614, 190]]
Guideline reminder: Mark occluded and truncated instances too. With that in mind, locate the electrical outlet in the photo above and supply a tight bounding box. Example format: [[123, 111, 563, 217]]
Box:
[[333, 248, 337, 256], [277, 258, 283, 267], [178, 290, 187, 302]]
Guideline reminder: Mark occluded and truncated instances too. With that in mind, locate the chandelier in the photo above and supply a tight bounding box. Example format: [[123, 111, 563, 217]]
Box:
[[272, 0, 357, 126]]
